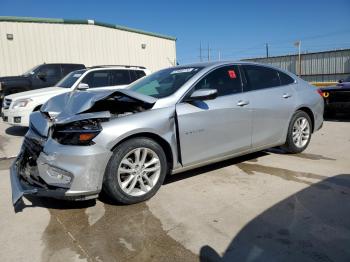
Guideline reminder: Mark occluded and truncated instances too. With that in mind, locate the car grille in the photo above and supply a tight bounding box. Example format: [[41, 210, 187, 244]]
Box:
[[3, 98, 11, 109]]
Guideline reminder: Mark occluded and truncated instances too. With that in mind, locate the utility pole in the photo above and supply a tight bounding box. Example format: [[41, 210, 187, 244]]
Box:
[[294, 40, 302, 76], [207, 43, 210, 61], [266, 43, 269, 58], [218, 50, 221, 61], [298, 40, 302, 77]]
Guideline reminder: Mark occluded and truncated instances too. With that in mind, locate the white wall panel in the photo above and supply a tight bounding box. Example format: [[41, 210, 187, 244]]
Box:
[[0, 21, 176, 75]]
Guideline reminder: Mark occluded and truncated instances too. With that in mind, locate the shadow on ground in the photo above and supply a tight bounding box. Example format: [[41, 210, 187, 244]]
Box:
[[5, 126, 28, 136], [165, 151, 267, 184], [199, 174, 350, 262]]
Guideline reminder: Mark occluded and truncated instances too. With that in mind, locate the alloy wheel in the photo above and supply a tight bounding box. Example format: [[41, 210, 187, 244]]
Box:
[[292, 117, 310, 148], [117, 147, 161, 197]]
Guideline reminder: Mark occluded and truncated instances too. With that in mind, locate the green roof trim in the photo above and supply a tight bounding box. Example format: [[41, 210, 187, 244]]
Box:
[[0, 16, 177, 41]]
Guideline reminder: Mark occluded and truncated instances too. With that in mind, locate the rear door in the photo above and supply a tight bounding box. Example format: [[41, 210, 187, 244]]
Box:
[[176, 65, 253, 166], [242, 65, 296, 148]]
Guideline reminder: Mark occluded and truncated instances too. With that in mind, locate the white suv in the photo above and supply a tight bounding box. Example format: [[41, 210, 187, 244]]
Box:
[[2, 66, 150, 126]]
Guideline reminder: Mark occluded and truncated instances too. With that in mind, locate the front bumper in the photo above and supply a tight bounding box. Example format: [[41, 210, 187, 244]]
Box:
[[10, 159, 68, 205], [2, 108, 30, 126], [10, 134, 112, 206]]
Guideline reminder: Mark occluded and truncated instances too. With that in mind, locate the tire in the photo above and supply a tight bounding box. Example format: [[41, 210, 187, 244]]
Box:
[[103, 137, 167, 204], [282, 110, 312, 154]]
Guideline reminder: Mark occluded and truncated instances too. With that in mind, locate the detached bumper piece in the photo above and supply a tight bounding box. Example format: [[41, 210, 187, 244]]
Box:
[[10, 137, 68, 206], [10, 159, 68, 206], [10, 163, 37, 205]]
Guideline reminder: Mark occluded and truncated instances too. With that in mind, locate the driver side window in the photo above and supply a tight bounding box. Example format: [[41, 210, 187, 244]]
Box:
[[38, 65, 61, 77], [193, 65, 242, 97]]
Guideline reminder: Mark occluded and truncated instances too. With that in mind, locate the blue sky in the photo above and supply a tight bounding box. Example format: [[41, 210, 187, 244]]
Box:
[[1, 0, 350, 64]]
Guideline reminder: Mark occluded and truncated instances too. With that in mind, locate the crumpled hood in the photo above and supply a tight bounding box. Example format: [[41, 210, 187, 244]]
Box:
[[41, 88, 157, 124]]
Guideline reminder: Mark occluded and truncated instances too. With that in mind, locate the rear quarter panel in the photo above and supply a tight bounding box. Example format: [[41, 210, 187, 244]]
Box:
[[292, 81, 324, 132]]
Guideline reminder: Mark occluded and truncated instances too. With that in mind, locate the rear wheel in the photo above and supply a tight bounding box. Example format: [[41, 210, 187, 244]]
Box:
[[283, 111, 312, 153], [103, 137, 167, 204]]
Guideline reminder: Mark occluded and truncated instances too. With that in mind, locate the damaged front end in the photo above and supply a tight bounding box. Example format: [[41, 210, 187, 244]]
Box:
[[10, 128, 71, 205], [10, 89, 157, 206]]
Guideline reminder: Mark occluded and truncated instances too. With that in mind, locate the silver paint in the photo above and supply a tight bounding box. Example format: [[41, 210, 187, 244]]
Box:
[[10, 61, 324, 204]]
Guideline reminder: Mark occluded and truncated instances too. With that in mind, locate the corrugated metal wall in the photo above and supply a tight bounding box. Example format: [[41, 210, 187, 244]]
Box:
[[0, 21, 176, 75], [244, 49, 350, 82]]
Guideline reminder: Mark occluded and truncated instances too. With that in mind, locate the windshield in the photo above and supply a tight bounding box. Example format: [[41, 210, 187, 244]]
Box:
[[129, 67, 203, 98], [55, 70, 86, 88], [22, 65, 40, 76]]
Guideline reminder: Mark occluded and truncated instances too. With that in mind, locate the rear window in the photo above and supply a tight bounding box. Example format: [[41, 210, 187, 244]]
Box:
[[279, 71, 295, 85], [110, 70, 131, 85], [243, 65, 280, 91]]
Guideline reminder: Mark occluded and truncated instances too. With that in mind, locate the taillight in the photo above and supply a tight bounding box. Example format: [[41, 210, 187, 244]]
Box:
[[316, 89, 329, 98]]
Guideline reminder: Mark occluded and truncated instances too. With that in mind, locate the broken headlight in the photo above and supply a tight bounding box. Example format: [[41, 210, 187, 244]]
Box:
[[52, 120, 102, 146]]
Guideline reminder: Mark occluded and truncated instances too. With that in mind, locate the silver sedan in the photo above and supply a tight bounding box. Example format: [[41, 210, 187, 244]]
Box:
[[10, 62, 324, 205]]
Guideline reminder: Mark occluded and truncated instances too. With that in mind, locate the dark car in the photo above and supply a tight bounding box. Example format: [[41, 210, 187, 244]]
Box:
[[0, 63, 86, 101], [320, 79, 350, 116], [337, 76, 350, 88]]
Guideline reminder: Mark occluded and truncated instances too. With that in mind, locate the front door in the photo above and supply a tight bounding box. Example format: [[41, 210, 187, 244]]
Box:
[[176, 65, 253, 166], [32, 64, 62, 88]]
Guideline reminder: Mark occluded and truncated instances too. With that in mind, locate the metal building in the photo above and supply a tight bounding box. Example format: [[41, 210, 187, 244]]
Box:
[[0, 16, 177, 75], [243, 49, 350, 82]]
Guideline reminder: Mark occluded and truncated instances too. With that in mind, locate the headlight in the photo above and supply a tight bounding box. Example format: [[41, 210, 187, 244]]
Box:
[[12, 98, 32, 109], [52, 119, 102, 146]]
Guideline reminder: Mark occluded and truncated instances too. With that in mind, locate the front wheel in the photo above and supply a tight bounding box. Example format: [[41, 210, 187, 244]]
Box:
[[282, 111, 312, 154], [103, 137, 167, 204]]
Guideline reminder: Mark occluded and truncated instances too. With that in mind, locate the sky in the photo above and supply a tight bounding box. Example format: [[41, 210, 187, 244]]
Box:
[[1, 0, 350, 64]]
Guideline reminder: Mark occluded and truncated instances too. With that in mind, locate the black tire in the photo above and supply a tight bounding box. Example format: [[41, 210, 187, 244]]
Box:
[[103, 137, 167, 204], [282, 110, 312, 154]]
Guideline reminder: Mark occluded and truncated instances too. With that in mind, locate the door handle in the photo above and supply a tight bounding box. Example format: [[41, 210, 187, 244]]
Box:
[[282, 93, 292, 99], [237, 100, 250, 106]]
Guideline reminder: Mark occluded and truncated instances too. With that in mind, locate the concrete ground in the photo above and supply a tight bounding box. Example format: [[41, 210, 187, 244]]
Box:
[[0, 118, 349, 262]]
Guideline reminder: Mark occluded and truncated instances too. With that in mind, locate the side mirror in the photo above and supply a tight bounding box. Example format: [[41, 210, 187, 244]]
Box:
[[77, 83, 89, 90], [188, 89, 217, 101], [37, 71, 47, 80]]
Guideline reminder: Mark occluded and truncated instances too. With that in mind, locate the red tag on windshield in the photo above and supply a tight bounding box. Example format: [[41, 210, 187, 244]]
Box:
[[228, 70, 237, 79]]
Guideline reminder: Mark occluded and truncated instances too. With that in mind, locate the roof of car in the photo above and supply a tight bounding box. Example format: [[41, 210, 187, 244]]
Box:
[[180, 61, 262, 68], [41, 63, 85, 66], [88, 65, 146, 70]]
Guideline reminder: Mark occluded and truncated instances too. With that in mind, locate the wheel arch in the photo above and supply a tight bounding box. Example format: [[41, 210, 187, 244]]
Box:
[[296, 106, 315, 132], [110, 132, 174, 172]]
